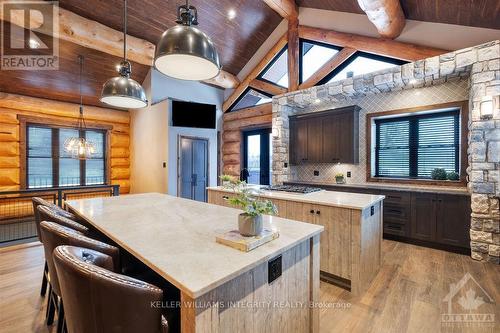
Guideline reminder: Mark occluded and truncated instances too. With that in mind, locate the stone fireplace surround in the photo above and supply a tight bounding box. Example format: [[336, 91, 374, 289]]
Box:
[[271, 40, 500, 263]]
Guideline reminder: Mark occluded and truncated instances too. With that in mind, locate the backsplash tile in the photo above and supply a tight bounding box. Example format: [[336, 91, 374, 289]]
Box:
[[288, 80, 469, 185]]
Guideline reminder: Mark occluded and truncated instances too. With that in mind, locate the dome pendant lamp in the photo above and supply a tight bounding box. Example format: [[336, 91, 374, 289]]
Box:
[[154, 0, 221, 81], [101, 0, 148, 109]]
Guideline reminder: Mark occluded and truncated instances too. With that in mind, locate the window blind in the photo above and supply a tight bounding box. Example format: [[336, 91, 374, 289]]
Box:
[[375, 109, 460, 179]]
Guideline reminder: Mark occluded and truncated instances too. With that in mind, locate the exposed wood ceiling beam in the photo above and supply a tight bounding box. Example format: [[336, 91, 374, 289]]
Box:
[[287, 17, 300, 91], [299, 47, 357, 90], [223, 33, 288, 112], [262, 0, 298, 19], [357, 0, 406, 39], [249, 79, 288, 96], [1, 7, 239, 89], [299, 26, 447, 61]]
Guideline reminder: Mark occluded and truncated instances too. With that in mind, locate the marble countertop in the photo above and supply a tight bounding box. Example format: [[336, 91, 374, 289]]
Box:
[[284, 180, 469, 195], [66, 193, 323, 299], [208, 186, 385, 210]]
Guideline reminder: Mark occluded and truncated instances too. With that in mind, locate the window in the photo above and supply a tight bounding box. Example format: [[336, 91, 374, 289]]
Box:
[[230, 88, 272, 112], [258, 46, 288, 88], [300, 40, 339, 83], [325, 52, 406, 84], [27, 124, 106, 188], [374, 109, 460, 179]]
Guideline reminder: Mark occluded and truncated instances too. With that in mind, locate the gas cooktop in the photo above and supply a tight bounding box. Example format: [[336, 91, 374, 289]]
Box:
[[263, 185, 323, 194]]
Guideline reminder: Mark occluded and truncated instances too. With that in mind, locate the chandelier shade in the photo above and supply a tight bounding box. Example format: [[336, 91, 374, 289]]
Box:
[[100, 0, 147, 109], [154, 1, 221, 81]]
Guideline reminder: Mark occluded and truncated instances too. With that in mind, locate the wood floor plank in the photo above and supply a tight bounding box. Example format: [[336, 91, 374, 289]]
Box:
[[0, 240, 498, 333]]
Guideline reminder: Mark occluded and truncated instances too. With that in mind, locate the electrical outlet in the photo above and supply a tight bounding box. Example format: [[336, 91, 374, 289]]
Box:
[[268, 255, 282, 284], [162, 162, 167, 168], [284, 162, 288, 168], [347, 171, 351, 178], [314, 170, 319, 176]]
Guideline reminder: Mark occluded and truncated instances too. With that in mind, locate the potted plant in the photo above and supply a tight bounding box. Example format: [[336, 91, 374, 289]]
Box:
[[220, 174, 236, 186], [224, 180, 277, 236], [431, 168, 448, 180], [447, 171, 459, 181], [335, 173, 345, 184]]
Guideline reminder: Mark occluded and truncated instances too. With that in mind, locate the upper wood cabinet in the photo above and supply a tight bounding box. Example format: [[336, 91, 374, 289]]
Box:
[[289, 106, 359, 165]]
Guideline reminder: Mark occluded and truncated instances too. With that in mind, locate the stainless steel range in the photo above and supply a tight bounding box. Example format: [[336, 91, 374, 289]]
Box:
[[264, 185, 323, 194]]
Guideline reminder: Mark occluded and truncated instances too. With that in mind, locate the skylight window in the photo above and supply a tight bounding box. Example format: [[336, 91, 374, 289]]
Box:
[[259, 47, 288, 88], [327, 54, 402, 83], [231, 89, 272, 112], [301, 41, 339, 83]]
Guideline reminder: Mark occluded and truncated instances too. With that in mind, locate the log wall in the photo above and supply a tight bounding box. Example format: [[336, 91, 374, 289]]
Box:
[[222, 103, 272, 177], [0, 93, 131, 194]]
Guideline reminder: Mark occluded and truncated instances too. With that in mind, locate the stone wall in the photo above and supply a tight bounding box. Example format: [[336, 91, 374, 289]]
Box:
[[272, 40, 500, 263]]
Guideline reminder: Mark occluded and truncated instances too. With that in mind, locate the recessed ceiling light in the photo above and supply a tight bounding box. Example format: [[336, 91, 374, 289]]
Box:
[[29, 39, 40, 49], [314, 98, 321, 104], [227, 9, 236, 20]]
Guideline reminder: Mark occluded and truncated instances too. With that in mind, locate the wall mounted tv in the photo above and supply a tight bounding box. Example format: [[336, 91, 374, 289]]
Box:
[[172, 100, 217, 129]]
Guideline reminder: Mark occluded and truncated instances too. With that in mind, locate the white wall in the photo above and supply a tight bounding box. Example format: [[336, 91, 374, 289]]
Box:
[[130, 69, 224, 195]]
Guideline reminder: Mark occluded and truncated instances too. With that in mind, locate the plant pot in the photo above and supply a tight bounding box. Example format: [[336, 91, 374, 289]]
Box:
[[238, 213, 263, 237], [222, 180, 230, 187], [335, 177, 345, 184]]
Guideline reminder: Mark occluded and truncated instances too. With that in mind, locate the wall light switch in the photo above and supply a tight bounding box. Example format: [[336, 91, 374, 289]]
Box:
[[347, 171, 351, 178]]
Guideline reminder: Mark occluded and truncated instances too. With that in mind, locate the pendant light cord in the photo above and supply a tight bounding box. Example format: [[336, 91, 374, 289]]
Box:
[[123, 0, 127, 62], [78, 55, 86, 129]]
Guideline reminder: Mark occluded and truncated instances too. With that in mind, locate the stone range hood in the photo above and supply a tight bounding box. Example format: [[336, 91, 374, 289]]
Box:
[[271, 40, 499, 263]]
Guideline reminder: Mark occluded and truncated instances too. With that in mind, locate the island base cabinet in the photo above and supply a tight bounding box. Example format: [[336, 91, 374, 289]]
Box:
[[180, 236, 320, 333], [208, 189, 383, 296]]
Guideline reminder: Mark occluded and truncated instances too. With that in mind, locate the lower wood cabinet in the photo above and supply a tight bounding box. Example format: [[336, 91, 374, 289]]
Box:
[[285, 182, 471, 253]]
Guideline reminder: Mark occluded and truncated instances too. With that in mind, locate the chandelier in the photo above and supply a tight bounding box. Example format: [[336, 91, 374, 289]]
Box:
[[64, 55, 97, 160]]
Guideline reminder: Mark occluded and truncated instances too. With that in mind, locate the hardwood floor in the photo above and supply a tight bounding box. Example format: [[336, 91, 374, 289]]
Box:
[[0, 240, 498, 333]]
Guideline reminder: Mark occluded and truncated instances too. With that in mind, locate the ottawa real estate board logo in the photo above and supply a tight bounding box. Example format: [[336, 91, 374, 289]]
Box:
[[1, 1, 59, 70]]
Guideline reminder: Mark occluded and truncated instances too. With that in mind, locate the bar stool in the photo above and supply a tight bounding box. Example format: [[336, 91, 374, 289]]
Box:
[[32, 198, 89, 298], [53, 245, 169, 333], [39, 221, 120, 333]]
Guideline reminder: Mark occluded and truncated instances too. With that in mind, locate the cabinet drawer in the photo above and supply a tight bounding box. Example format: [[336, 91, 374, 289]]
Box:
[[382, 190, 410, 205], [383, 203, 410, 224], [384, 222, 407, 236]]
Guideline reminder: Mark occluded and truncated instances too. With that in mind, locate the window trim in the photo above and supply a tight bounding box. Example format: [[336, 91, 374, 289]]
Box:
[[366, 101, 469, 187], [317, 51, 407, 86], [298, 38, 341, 84], [256, 44, 288, 88], [227, 87, 273, 113], [18, 115, 112, 189]]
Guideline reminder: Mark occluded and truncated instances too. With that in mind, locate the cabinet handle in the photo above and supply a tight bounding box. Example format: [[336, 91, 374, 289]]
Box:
[[310, 209, 315, 214], [316, 210, 321, 215]]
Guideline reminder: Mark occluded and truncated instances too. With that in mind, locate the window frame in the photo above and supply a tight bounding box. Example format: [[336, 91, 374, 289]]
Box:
[[256, 44, 288, 88], [366, 101, 469, 186], [298, 38, 341, 84], [19, 115, 112, 189], [317, 51, 407, 86], [227, 87, 273, 113]]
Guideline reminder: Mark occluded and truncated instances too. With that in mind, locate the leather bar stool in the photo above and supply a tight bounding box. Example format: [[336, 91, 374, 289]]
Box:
[[40, 221, 120, 333], [53, 245, 169, 333], [33, 198, 88, 298]]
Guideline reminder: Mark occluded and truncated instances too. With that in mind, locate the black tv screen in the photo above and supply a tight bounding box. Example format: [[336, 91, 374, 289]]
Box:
[[172, 100, 216, 129]]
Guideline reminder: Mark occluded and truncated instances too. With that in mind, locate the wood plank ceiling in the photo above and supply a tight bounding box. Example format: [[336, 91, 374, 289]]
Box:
[[298, 0, 500, 30], [0, 0, 282, 108]]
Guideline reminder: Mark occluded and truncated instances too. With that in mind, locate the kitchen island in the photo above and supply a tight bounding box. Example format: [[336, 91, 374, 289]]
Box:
[[66, 193, 323, 333], [208, 186, 385, 295]]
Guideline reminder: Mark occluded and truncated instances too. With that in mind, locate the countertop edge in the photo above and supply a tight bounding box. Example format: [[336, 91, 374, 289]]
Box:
[[207, 187, 385, 211]]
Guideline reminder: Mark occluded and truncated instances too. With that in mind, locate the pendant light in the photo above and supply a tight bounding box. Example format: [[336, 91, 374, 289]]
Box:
[[63, 55, 97, 160], [101, 0, 148, 109], [154, 0, 221, 81]]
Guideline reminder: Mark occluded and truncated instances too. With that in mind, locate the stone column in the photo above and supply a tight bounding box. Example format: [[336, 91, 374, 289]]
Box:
[[468, 41, 500, 263]]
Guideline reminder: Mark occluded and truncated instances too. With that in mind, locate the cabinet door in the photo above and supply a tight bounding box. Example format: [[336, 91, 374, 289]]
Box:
[[435, 194, 471, 248], [307, 117, 323, 162], [337, 111, 354, 163], [292, 118, 308, 163], [322, 114, 340, 163], [410, 193, 437, 241]]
